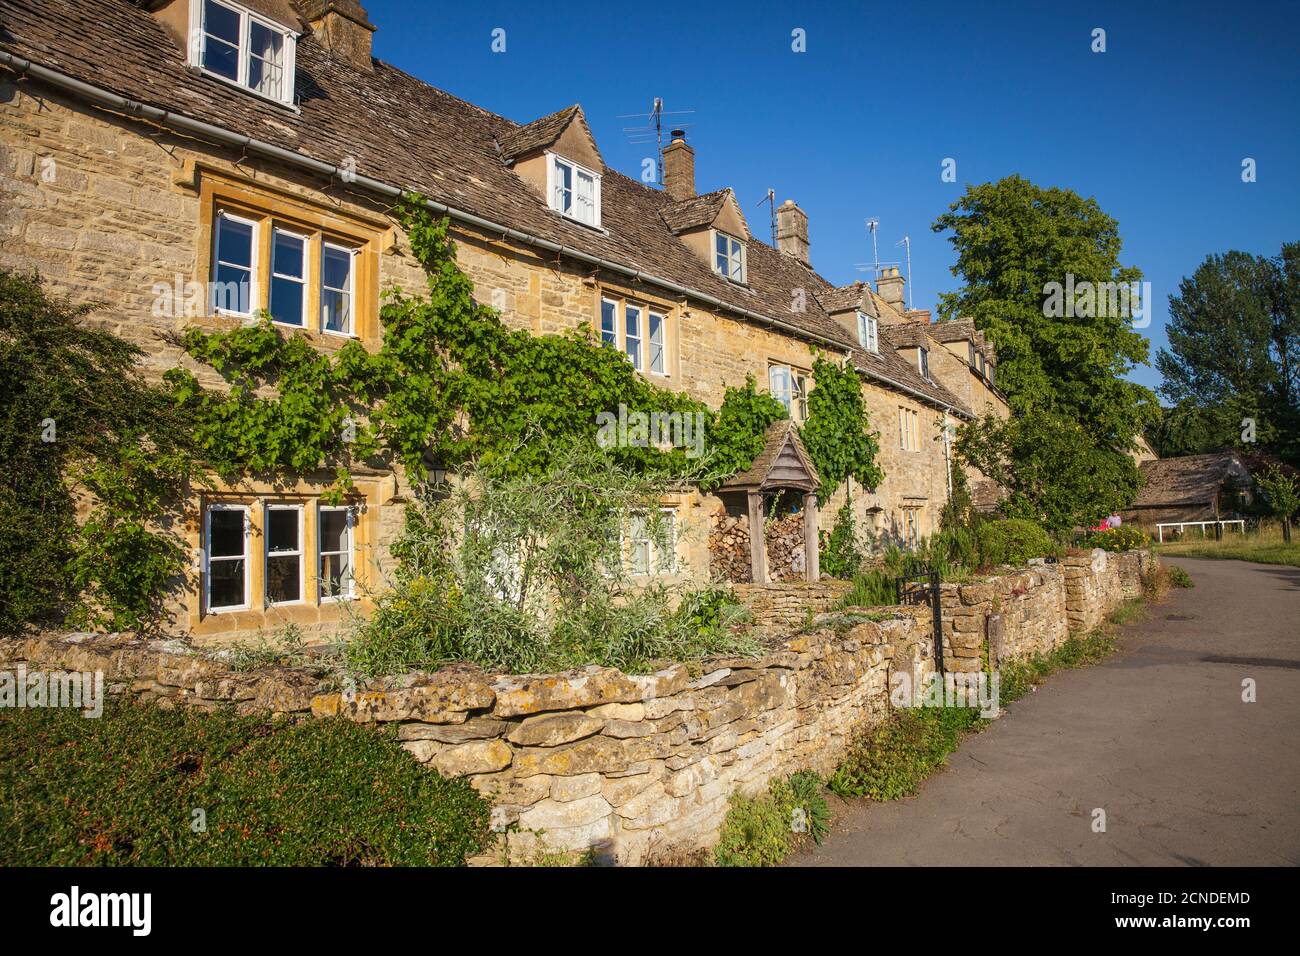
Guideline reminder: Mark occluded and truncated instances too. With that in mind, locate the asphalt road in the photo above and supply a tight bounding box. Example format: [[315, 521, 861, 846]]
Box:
[[789, 557, 1300, 866]]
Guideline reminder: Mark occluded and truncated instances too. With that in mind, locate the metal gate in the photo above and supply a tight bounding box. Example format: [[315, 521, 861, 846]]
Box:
[[895, 561, 944, 677]]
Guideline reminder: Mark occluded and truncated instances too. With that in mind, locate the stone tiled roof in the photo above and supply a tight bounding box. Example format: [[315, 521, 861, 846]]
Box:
[[1131, 453, 1252, 508], [497, 104, 587, 163], [719, 420, 819, 492], [815, 282, 873, 315], [1, 0, 972, 415], [659, 189, 732, 234]]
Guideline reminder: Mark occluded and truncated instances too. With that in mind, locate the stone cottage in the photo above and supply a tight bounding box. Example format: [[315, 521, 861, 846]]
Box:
[[0, 0, 1009, 643]]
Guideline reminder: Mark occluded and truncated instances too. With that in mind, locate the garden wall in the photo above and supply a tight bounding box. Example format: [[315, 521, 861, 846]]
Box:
[[0, 549, 1154, 865]]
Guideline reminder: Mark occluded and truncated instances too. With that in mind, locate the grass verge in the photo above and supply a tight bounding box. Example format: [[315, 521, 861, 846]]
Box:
[[1154, 526, 1300, 567]]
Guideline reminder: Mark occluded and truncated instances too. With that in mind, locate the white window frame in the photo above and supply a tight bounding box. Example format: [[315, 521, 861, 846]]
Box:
[[205, 503, 250, 613], [320, 241, 356, 337], [191, 0, 299, 108], [713, 230, 746, 283], [769, 364, 808, 423], [648, 311, 667, 376], [269, 225, 309, 328], [263, 502, 305, 606], [624, 304, 644, 371], [317, 504, 356, 602], [211, 208, 259, 317], [899, 406, 920, 452], [546, 153, 602, 228], [600, 297, 619, 346], [627, 508, 678, 576], [857, 311, 878, 352]]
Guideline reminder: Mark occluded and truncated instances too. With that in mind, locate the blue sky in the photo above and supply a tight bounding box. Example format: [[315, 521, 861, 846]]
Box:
[[365, 0, 1300, 396]]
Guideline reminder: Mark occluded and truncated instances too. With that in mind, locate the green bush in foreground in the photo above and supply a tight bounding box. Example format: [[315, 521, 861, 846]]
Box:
[[714, 771, 830, 866], [0, 699, 492, 866], [976, 518, 1054, 568], [1168, 565, 1194, 588]]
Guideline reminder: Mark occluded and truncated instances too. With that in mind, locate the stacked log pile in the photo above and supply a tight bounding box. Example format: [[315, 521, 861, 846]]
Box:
[[709, 513, 752, 583]]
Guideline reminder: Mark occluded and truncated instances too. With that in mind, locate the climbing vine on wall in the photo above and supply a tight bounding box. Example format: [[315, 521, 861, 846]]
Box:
[[801, 354, 884, 504]]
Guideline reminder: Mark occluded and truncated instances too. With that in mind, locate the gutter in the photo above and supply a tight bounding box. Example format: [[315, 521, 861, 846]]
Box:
[[0, 48, 968, 420]]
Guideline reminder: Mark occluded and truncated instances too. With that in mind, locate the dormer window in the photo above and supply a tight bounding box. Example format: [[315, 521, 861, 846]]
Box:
[[857, 311, 879, 352], [192, 0, 297, 107], [713, 231, 746, 283], [919, 347, 930, 379], [548, 154, 601, 227]]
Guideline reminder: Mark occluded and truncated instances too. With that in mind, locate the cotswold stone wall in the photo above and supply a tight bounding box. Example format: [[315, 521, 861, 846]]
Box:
[[734, 581, 853, 638], [0, 549, 1153, 865]]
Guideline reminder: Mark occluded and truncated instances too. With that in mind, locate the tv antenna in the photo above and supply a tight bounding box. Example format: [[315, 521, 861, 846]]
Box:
[[853, 218, 900, 282], [756, 189, 777, 246], [618, 97, 695, 187], [896, 235, 914, 310]]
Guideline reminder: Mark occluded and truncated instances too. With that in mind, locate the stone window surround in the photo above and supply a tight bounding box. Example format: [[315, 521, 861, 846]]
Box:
[[188, 477, 382, 638], [597, 288, 674, 379], [196, 170, 385, 345]]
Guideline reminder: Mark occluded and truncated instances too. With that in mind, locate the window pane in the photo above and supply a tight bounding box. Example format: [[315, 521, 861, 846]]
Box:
[[266, 555, 300, 603], [203, 37, 240, 81], [217, 215, 253, 267], [213, 263, 251, 312], [266, 508, 299, 553], [272, 229, 304, 278], [576, 170, 595, 224], [209, 509, 245, 558], [600, 299, 617, 345], [205, 1, 241, 44], [249, 23, 284, 94], [554, 161, 572, 213], [320, 549, 351, 599], [322, 245, 351, 289], [320, 509, 349, 553], [209, 558, 245, 608], [270, 277, 304, 325]]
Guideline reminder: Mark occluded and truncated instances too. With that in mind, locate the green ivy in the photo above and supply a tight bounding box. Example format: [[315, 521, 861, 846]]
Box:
[[801, 354, 884, 504]]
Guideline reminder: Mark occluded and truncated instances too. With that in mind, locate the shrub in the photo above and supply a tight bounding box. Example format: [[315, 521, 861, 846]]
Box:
[[0, 270, 198, 634], [1169, 565, 1194, 588], [828, 707, 984, 801], [1082, 525, 1150, 552], [819, 500, 865, 579], [975, 518, 1053, 568], [840, 568, 898, 608], [714, 771, 830, 866], [0, 699, 492, 866], [345, 439, 759, 677]]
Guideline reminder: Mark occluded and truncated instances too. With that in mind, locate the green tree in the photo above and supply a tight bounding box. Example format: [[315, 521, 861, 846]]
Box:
[[1155, 243, 1300, 464], [0, 271, 197, 633], [1256, 465, 1300, 543], [933, 176, 1158, 525]]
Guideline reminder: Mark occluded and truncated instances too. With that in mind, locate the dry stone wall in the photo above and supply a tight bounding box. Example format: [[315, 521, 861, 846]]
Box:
[[0, 549, 1153, 865]]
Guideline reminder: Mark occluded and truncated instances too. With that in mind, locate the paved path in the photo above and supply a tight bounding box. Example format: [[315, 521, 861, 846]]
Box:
[[790, 558, 1300, 866]]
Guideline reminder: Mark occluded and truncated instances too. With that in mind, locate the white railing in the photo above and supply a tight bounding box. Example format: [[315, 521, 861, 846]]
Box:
[[1155, 519, 1246, 543]]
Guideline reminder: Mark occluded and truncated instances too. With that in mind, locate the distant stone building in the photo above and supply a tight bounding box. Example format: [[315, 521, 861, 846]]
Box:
[[1120, 452, 1254, 528]]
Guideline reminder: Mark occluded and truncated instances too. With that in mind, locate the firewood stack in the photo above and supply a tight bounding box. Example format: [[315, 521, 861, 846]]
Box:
[[765, 511, 806, 582], [710, 512, 753, 583]]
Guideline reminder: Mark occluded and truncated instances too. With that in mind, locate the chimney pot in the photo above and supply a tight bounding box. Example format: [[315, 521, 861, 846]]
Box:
[[775, 199, 810, 265], [662, 132, 695, 201]]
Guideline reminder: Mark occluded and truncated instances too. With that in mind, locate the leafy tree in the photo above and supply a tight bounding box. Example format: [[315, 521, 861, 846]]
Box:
[[0, 271, 197, 633], [932, 176, 1158, 525], [956, 412, 1141, 533], [1155, 243, 1300, 464], [1256, 465, 1300, 542]]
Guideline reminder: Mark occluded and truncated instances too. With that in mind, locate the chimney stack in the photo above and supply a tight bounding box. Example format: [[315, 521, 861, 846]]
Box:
[[775, 199, 809, 265], [662, 129, 695, 201], [877, 266, 906, 317], [297, 0, 376, 72]]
